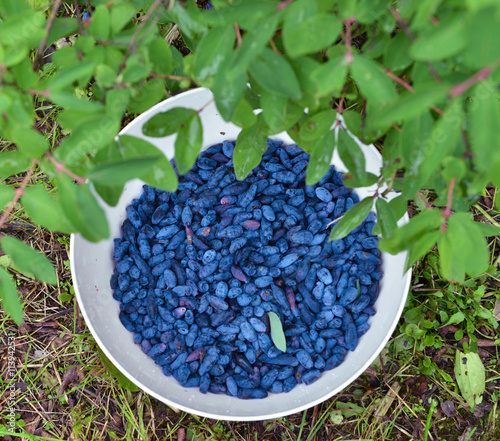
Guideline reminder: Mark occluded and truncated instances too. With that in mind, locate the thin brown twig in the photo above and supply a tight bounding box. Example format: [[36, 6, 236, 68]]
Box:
[[118, 0, 162, 74], [33, 0, 63, 71], [73, 0, 84, 34], [385, 70, 444, 115], [197, 98, 215, 114], [441, 177, 456, 233], [450, 65, 496, 97], [0, 162, 38, 231], [46, 153, 86, 184], [234, 22, 242, 48], [344, 18, 355, 66]]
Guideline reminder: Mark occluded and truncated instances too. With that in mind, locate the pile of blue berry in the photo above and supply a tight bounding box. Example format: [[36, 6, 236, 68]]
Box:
[[110, 139, 382, 399]]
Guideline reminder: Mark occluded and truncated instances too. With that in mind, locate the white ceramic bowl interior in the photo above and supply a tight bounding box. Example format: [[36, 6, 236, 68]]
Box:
[[70, 87, 411, 421]]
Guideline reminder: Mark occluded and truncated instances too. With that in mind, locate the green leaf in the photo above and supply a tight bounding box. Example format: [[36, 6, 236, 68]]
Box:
[[300, 110, 336, 141], [213, 50, 248, 121], [400, 111, 434, 169], [21, 186, 76, 234], [148, 37, 173, 76], [438, 231, 465, 283], [454, 350, 485, 410], [233, 117, 268, 180], [310, 56, 348, 98], [10, 128, 49, 159], [122, 58, 150, 83], [464, 6, 500, 69], [445, 311, 466, 326], [267, 311, 287, 352], [227, 13, 280, 79], [0, 151, 31, 177], [11, 58, 38, 89], [475, 222, 500, 237], [261, 94, 303, 134], [350, 54, 397, 107], [41, 62, 98, 92], [405, 230, 440, 271], [142, 107, 195, 138], [0, 9, 45, 47], [192, 25, 235, 86], [379, 209, 443, 254], [373, 85, 448, 128], [118, 136, 178, 193], [355, 0, 391, 24], [49, 91, 106, 112], [106, 88, 131, 119], [47, 18, 79, 46], [337, 129, 366, 176], [110, 3, 136, 35], [384, 31, 413, 72], [128, 78, 167, 114], [95, 64, 118, 88], [170, 1, 207, 42], [87, 157, 162, 186], [283, 11, 342, 58], [0, 267, 23, 324], [305, 130, 336, 185], [231, 99, 257, 129], [468, 80, 500, 175], [373, 197, 398, 237], [174, 112, 203, 175], [57, 174, 110, 243], [54, 116, 120, 165], [248, 48, 302, 100], [445, 212, 490, 279], [0, 235, 57, 284], [89, 5, 110, 40], [329, 197, 373, 241], [0, 186, 14, 210], [97, 348, 141, 392], [410, 16, 466, 61]]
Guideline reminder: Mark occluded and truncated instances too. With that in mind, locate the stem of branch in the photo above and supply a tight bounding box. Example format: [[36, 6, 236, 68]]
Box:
[[47, 153, 86, 184], [385, 69, 444, 115], [118, 0, 162, 74], [0, 162, 37, 231], [344, 18, 355, 66], [450, 66, 493, 97], [197, 98, 214, 114], [441, 177, 456, 233], [234, 23, 242, 48], [277, 0, 294, 11], [33, 0, 63, 72]]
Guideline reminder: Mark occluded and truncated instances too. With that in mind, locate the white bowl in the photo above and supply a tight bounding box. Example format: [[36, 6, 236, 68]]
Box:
[[70, 87, 411, 421]]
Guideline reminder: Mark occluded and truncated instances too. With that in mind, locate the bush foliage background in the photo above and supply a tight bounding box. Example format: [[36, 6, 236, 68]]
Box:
[[0, 0, 499, 324]]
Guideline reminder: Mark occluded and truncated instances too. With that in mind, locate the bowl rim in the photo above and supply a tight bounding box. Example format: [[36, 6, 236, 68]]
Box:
[[70, 87, 412, 421]]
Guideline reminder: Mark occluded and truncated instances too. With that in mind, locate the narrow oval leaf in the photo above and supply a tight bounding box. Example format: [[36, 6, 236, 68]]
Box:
[[142, 108, 196, 138], [267, 311, 287, 352], [350, 55, 397, 107], [379, 209, 444, 254], [248, 48, 302, 100], [405, 230, 440, 271], [87, 157, 162, 186], [175, 112, 203, 175], [455, 350, 485, 410], [330, 197, 373, 241], [0, 151, 31, 178], [213, 50, 248, 121], [410, 16, 466, 61], [57, 174, 110, 243], [10, 128, 49, 159], [300, 110, 336, 141], [0, 267, 23, 324], [0, 235, 57, 284], [231, 99, 257, 129], [373, 85, 448, 128], [469, 80, 500, 175], [118, 135, 178, 193], [305, 130, 336, 186], [21, 186, 76, 234], [233, 117, 268, 180], [464, 6, 500, 69], [283, 13, 342, 58], [148, 37, 173, 76], [192, 25, 235, 85], [0, 186, 14, 210], [310, 56, 348, 98], [373, 197, 398, 237], [337, 129, 366, 176], [261, 93, 303, 134], [400, 111, 434, 171], [89, 4, 110, 40]]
